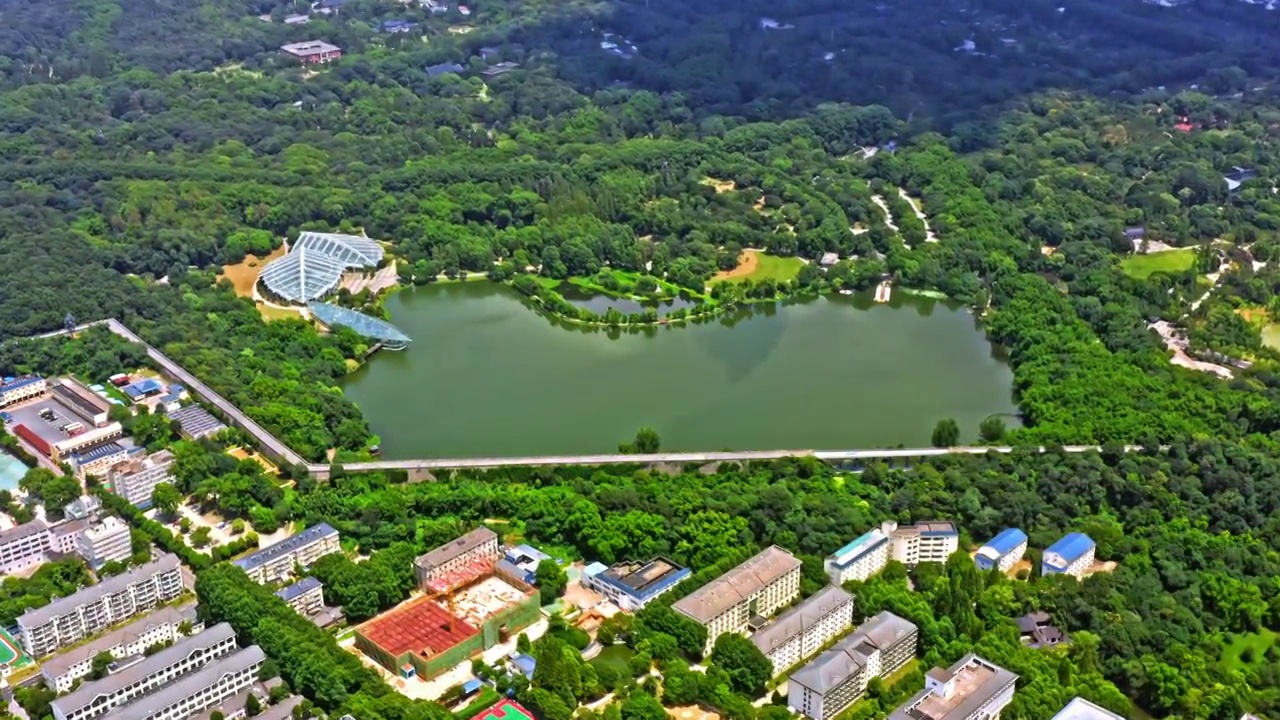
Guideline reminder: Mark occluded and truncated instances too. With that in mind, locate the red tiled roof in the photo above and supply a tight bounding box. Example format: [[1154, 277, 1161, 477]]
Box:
[[360, 597, 478, 658]]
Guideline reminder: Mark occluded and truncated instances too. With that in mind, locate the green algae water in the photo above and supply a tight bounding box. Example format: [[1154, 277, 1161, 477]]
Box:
[[341, 283, 1018, 458]]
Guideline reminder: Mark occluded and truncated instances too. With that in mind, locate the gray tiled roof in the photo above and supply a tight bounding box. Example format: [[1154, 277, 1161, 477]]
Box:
[[52, 623, 236, 718], [889, 654, 1017, 720], [751, 585, 852, 654], [19, 553, 180, 628], [233, 523, 337, 572], [415, 527, 497, 569], [101, 645, 265, 719], [40, 604, 198, 678], [0, 518, 49, 544], [275, 576, 323, 603], [673, 546, 801, 624], [789, 611, 917, 694]]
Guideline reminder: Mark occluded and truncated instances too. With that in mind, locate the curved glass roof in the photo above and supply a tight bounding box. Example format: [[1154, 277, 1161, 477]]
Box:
[[308, 302, 411, 345], [259, 232, 385, 303]]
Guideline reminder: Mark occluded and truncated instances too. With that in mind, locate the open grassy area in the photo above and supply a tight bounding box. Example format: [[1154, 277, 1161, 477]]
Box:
[[453, 687, 501, 719], [1221, 628, 1277, 671], [712, 250, 805, 284], [589, 644, 637, 677], [1119, 248, 1196, 279]]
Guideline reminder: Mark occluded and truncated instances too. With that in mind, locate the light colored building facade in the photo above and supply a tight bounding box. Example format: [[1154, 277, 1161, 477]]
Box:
[[885, 521, 959, 565], [0, 375, 47, 407], [18, 553, 186, 657], [232, 523, 340, 584], [825, 529, 892, 585], [76, 517, 133, 570], [1042, 533, 1096, 579], [581, 557, 691, 611], [41, 605, 201, 693], [69, 444, 134, 480], [49, 520, 86, 555], [51, 423, 124, 463], [0, 519, 52, 574], [752, 585, 853, 676], [106, 450, 176, 508], [889, 655, 1017, 720], [275, 577, 325, 617], [414, 527, 501, 590], [1051, 698, 1125, 720], [672, 546, 802, 654], [788, 611, 918, 720], [51, 624, 238, 720], [100, 645, 265, 720], [974, 528, 1028, 574]]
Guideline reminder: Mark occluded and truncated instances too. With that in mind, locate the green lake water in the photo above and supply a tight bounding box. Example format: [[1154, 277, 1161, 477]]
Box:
[[341, 282, 1019, 458]]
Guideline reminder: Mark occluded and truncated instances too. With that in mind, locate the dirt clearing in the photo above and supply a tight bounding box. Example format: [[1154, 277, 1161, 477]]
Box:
[[218, 246, 287, 298], [668, 707, 719, 720], [712, 249, 761, 282]]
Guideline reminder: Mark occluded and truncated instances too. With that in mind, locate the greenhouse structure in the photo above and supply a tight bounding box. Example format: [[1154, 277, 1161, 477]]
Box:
[[308, 302, 411, 350], [259, 232, 384, 303]]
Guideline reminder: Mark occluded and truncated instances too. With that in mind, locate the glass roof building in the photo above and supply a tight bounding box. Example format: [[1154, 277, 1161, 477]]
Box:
[[309, 302, 411, 349], [258, 232, 385, 303]]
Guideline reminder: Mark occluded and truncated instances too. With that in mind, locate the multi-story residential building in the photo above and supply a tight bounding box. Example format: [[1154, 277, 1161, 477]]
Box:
[[751, 585, 854, 676], [18, 553, 186, 657], [69, 443, 136, 481], [51, 624, 239, 720], [49, 519, 87, 555], [275, 577, 325, 617], [41, 605, 201, 693], [582, 557, 691, 611], [974, 529, 1028, 574], [889, 654, 1018, 720], [825, 528, 892, 585], [1042, 533, 1096, 579], [0, 375, 46, 407], [672, 546, 802, 654], [414, 527, 500, 592], [0, 519, 51, 574], [50, 423, 124, 463], [106, 450, 176, 508], [99, 645, 265, 720], [1051, 698, 1125, 720], [280, 41, 342, 63], [885, 521, 959, 566], [788, 611, 918, 720], [232, 523, 340, 584], [76, 516, 133, 570]]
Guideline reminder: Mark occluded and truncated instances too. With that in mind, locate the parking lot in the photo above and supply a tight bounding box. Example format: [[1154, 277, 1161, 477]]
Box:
[[7, 397, 99, 446]]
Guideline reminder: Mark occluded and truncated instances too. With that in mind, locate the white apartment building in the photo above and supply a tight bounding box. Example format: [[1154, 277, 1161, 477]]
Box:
[[69, 443, 135, 481], [672, 546, 802, 654], [275, 577, 325, 617], [889, 655, 1018, 720], [0, 375, 47, 407], [789, 612, 919, 720], [825, 528, 891, 585], [414, 527, 500, 590], [52, 624, 238, 720], [751, 585, 853, 676], [49, 520, 87, 555], [41, 605, 201, 693], [77, 517, 133, 570], [974, 529, 1028, 574], [884, 520, 959, 565], [100, 645, 265, 720], [18, 553, 186, 657], [1041, 533, 1096, 579], [106, 450, 175, 508], [1052, 698, 1126, 720], [232, 523, 340, 584], [0, 519, 52, 574]]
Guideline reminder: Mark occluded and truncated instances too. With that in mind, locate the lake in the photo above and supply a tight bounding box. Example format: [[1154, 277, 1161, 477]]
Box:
[[341, 282, 1019, 458]]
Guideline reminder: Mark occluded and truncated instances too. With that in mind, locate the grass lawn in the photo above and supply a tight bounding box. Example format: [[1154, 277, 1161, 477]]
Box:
[[1120, 248, 1196, 279], [1221, 628, 1277, 670], [1263, 324, 1280, 351], [590, 645, 637, 677], [747, 253, 805, 283]]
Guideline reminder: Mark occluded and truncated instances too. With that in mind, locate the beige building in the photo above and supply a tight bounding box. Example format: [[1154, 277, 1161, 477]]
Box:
[[751, 585, 853, 676], [885, 521, 959, 566], [672, 546, 802, 654], [789, 612, 918, 720], [40, 604, 201, 693], [414, 527, 500, 591], [889, 654, 1017, 720], [106, 450, 176, 508], [232, 523, 340, 584]]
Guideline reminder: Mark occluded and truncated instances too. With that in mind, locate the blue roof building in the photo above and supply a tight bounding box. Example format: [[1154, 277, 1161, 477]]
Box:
[[582, 557, 690, 611], [974, 528, 1028, 572], [1042, 533, 1096, 578], [381, 19, 419, 32], [275, 576, 324, 604], [233, 523, 341, 584], [502, 544, 552, 584], [825, 528, 892, 583], [509, 653, 536, 679], [121, 377, 164, 400]]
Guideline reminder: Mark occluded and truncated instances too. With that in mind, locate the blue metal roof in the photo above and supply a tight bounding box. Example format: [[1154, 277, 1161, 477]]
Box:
[[234, 523, 338, 572], [122, 377, 164, 398], [71, 442, 127, 463], [829, 529, 890, 569], [1045, 532, 1095, 564], [510, 654, 536, 678], [981, 528, 1028, 557], [275, 576, 324, 602], [1, 375, 43, 393]]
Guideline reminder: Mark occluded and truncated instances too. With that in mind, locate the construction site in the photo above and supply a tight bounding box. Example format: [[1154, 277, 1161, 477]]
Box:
[[353, 562, 541, 681]]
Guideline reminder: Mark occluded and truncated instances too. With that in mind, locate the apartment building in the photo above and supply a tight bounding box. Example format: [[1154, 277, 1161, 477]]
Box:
[[582, 557, 691, 611], [18, 553, 186, 657], [1041, 533, 1096, 579], [51, 624, 238, 720], [1051, 698, 1125, 720], [0, 375, 47, 407], [752, 585, 854, 676], [788, 611, 918, 720], [70, 443, 136, 480], [414, 527, 500, 591], [76, 516, 133, 570], [825, 528, 892, 585], [974, 529, 1028, 574], [232, 523, 340, 584], [889, 654, 1017, 720], [275, 577, 325, 617], [50, 519, 87, 555], [672, 546, 802, 654], [99, 645, 265, 720], [0, 519, 51, 574], [41, 604, 201, 693], [885, 521, 959, 566], [106, 450, 176, 508]]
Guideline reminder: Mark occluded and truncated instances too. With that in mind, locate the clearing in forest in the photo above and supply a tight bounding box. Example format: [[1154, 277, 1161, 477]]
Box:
[[1119, 247, 1195, 279], [1221, 628, 1277, 671], [712, 250, 805, 284], [700, 177, 737, 194], [667, 707, 719, 720], [218, 245, 288, 298]]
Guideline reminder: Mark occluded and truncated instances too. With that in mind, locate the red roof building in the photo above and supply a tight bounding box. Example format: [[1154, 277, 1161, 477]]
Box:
[[280, 41, 343, 64]]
